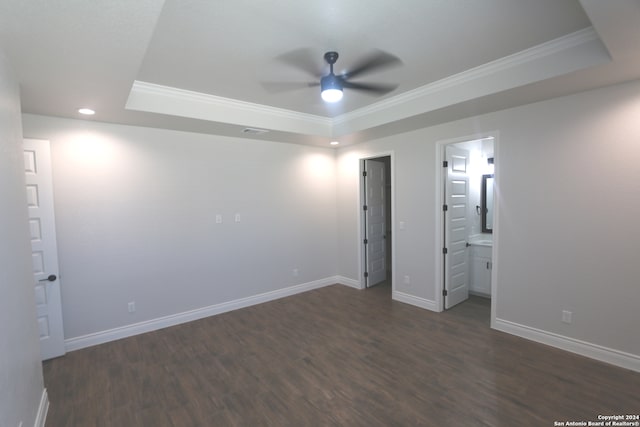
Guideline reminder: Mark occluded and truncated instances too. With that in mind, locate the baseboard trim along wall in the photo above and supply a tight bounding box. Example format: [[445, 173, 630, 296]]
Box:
[[336, 276, 361, 289], [62, 277, 639, 373], [494, 318, 640, 373], [392, 291, 438, 312], [66, 276, 354, 352], [35, 389, 48, 427]]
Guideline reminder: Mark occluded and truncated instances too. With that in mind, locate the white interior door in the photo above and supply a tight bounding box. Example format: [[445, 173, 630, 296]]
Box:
[[364, 159, 386, 287], [444, 146, 470, 309], [23, 138, 66, 360]]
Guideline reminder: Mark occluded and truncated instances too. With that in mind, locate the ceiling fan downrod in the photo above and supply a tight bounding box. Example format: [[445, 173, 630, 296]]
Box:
[[321, 51, 343, 102], [324, 51, 339, 74]]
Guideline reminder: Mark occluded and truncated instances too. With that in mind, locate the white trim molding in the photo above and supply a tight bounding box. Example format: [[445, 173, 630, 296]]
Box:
[[392, 291, 438, 312], [34, 389, 48, 427], [336, 276, 362, 289], [494, 318, 640, 373], [65, 277, 339, 352], [126, 28, 608, 141], [332, 27, 608, 136], [127, 81, 333, 137]]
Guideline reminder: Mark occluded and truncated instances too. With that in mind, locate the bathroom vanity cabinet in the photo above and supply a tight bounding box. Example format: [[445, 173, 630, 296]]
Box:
[[470, 244, 492, 296]]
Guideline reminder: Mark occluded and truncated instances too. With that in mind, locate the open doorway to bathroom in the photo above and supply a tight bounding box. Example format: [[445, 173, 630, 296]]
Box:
[[437, 136, 495, 316], [360, 155, 393, 293]]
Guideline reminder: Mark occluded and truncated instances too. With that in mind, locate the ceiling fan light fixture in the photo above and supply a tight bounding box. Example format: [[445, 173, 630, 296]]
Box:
[[321, 88, 343, 103], [320, 74, 343, 103], [269, 49, 400, 104]]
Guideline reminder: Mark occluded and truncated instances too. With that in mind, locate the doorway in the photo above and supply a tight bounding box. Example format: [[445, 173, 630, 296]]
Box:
[[436, 136, 496, 313], [360, 154, 393, 291]]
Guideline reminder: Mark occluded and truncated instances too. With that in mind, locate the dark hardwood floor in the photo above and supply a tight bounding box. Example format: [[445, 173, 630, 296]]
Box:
[[43, 284, 639, 426]]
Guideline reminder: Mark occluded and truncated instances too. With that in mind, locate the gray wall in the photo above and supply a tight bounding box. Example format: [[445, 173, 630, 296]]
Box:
[[336, 79, 640, 359], [0, 52, 45, 427], [22, 115, 338, 340], [17, 79, 640, 371]]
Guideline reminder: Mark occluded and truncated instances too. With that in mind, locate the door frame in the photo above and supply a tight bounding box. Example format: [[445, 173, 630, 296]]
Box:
[[358, 151, 395, 292], [434, 133, 499, 323]]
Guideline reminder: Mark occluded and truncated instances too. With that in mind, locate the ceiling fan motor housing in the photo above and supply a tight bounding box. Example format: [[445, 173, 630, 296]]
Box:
[[321, 73, 342, 91]]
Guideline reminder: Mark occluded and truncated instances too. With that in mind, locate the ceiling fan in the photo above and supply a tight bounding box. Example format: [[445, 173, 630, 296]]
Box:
[[263, 49, 402, 103]]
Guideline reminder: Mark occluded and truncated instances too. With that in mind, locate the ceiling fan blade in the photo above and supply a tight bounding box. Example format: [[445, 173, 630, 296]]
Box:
[[342, 50, 402, 81], [275, 48, 323, 78], [342, 80, 398, 95]]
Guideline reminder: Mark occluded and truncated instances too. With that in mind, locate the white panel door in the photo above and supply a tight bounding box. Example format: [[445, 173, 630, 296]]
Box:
[[444, 146, 470, 309], [23, 138, 65, 360], [364, 159, 386, 287]]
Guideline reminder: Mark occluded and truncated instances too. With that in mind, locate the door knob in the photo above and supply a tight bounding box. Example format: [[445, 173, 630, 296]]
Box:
[[39, 274, 57, 282]]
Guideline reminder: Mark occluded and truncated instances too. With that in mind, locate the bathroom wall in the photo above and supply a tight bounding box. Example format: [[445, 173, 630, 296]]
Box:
[[452, 138, 494, 237]]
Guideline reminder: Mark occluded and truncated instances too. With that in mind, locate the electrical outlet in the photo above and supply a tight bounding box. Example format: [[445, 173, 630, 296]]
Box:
[[215, 214, 223, 224], [128, 301, 136, 313], [234, 213, 241, 223], [562, 310, 572, 324], [292, 268, 299, 277], [404, 275, 410, 285]]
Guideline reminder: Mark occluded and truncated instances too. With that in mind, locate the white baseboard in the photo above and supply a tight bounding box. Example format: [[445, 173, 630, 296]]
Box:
[[392, 291, 439, 312], [34, 388, 48, 427], [494, 318, 640, 373], [65, 277, 337, 352], [336, 276, 362, 289]]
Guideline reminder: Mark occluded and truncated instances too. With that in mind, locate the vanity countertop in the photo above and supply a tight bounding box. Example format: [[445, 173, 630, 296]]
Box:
[[468, 234, 493, 247]]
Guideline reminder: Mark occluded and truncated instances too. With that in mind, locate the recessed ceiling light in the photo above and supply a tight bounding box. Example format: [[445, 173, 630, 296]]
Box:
[[78, 108, 95, 115], [330, 141, 339, 146]]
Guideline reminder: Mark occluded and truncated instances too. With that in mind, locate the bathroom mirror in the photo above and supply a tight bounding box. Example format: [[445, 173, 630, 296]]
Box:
[[481, 174, 494, 233]]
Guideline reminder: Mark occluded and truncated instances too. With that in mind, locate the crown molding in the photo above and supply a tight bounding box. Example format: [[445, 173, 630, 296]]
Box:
[[126, 27, 607, 141], [126, 81, 333, 137], [334, 27, 599, 126], [331, 27, 606, 136]]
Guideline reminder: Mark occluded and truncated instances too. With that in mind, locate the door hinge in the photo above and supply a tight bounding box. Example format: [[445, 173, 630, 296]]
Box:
[[442, 247, 448, 254], [443, 204, 448, 211], [442, 289, 448, 297], [364, 272, 369, 278], [363, 238, 368, 244], [362, 171, 367, 177], [363, 205, 368, 211], [443, 160, 448, 168]]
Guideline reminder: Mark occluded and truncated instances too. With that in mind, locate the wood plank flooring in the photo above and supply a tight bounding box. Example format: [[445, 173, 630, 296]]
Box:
[[43, 284, 640, 426]]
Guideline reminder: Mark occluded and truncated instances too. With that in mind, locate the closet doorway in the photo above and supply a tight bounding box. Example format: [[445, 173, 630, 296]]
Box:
[[360, 154, 393, 291]]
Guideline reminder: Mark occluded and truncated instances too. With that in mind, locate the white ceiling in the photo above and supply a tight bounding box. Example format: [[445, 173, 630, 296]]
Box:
[[1, 0, 639, 147]]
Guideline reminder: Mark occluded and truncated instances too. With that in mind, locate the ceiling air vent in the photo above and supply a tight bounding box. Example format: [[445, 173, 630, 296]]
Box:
[[242, 127, 269, 135]]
